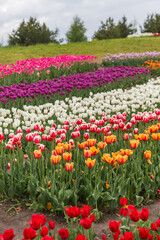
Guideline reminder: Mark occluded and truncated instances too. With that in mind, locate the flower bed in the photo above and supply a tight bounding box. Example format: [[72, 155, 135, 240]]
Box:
[[0, 53, 160, 238], [143, 60, 160, 77], [101, 51, 160, 68], [0, 76, 159, 132], [0, 55, 98, 86], [0, 66, 150, 109], [1, 198, 160, 239], [0, 106, 160, 216]]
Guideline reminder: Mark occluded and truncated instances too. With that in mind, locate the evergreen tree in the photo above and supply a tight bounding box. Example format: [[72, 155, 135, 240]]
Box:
[[66, 16, 87, 43], [92, 16, 137, 40], [140, 13, 160, 33], [8, 17, 60, 46]]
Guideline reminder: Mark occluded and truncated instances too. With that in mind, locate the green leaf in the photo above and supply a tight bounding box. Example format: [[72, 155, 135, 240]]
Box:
[[136, 195, 144, 206]]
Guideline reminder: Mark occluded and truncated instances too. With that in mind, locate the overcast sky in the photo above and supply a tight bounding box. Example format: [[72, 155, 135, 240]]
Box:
[[0, 0, 159, 45]]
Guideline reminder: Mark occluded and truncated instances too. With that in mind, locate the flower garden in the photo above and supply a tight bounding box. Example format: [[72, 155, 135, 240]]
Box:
[[0, 52, 160, 239]]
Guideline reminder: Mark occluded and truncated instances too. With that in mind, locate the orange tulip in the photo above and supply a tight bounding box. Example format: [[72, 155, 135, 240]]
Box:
[[85, 158, 96, 168], [65, 162, 74, 171], [63, 152, 72, 162], [134, 134, 149, 141], [148, 125, 159, 133], [102, 153, 111, 162], [33, 149, 41, 159], [152, 133, 160, 141], [116, 154, 128, 164], [106, 182, 109, 189], [48, 181, 51, 188], [84, 149, 92, 158], [77, 142, 86, 149], [130, 139, 139, 149], [144, 150, 151, 159], [102, 153, 115, 164], [63, 143, 72, 151], [97, 141, 107, 149], [86, 139, 96, 147], [104, 135, 117, 144], [120, 149, 133, 156], [90, 146, 99, 155], [47, 202, 52, 211], [55, 145, 64, 154], [51, 155, 61, 164]]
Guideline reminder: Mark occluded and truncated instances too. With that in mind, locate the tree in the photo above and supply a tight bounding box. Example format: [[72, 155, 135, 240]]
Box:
[[8, 17, 60, 46], [117, 16, 137, 38], [140, 13, 160, 33], [66, 16, 87, 43], [92, 16, 137, 40], [92, 17, 119, 40]]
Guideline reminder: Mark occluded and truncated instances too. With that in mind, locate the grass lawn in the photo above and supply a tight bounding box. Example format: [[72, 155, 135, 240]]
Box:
[[0, 37, 160, 65]]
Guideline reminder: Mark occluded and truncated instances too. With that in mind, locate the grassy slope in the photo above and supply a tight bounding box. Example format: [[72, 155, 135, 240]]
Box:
[[0, 37, 160, 65]]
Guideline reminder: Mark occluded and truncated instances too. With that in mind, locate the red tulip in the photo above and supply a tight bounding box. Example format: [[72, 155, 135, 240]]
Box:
[[140, 208, 149, 221], [3, 229, 14, 240], [23, 227, 37, 240], [129, 208, 140, 222], [109, 221, 121, 233], [49, 220, 56, 230], [40, 226, 48, 237], [76, 234, 88, 240], [58, 228, 69, 240], [80, 217, 93, 229], [138, 227, 150, 239], [80, 205, 91, 218], [65, 206, 80, 218]]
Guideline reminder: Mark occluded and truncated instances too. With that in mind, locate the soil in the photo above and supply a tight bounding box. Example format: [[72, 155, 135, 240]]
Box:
[[0, 199, 160, 240]]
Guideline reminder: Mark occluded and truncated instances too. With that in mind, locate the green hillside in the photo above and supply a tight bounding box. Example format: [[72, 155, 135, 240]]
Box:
[[0, 37, 160, 65]]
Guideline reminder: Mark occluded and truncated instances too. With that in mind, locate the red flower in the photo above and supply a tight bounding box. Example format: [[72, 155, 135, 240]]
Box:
[[156, 235, 160, 240], [40, 226, 49, 237], [122, 231, 134, 240], [28, 214, 46, 230], [23, 227, 37, 240], [120, 198, 128, 206], [58, 228, 69, 240], [0, 234, 4, 240], [80, 205, 91, 218], [49, 220, 56, 230], [3, 229, 14, 240], [80, 218, 93, 229], [76, 234, 88, 240], [65, 206, 81, 218], [138, 227, 150, 239], [129, 208, 140, 222], [112, 231, 120, 240], [119, 207, 128, 217], [109, 221, 121, 233], [41, 236, 54, 240], [156, 218, 160, 227], [101, 235, 106, 240], [151, 222, 158, 231], [140, 208, 149, 221], [148, 234, 153, 240]]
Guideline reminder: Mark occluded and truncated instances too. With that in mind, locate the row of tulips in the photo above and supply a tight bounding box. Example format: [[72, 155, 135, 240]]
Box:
[[0, 77, 159, 131], [101, 51, 160, 68], [0, 108, 160, 214], [0, 55, 98, 86], [0, 66, 150, 109], [142, 60, 160, 77], [1, 198, 160, 239]]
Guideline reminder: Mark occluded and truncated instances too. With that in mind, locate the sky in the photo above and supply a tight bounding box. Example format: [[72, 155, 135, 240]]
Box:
[[0, 0, 159, 45]]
